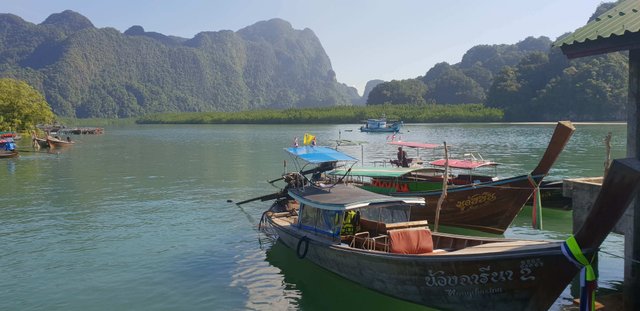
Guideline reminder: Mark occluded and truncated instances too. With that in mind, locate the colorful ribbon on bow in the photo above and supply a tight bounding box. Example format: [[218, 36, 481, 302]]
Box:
[[561, 235, 597, 311], [527, 175, 543, 230]]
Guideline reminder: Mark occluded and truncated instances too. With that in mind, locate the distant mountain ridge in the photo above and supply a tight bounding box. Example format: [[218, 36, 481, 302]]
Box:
[[0, 10, 360, 118]]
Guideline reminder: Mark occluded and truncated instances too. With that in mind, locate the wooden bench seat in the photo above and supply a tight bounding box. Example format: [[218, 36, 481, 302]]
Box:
[[359, 218, 429, 235]]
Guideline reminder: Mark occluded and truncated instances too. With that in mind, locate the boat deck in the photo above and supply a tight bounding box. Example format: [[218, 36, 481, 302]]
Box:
[[269, 214, 557, 255], [443, 240, 556, 255]]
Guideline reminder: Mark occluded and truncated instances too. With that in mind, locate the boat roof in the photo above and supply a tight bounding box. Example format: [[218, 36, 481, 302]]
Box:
[[429, 158, 499, 169], [327, 166, 443, 178], [288, 184, 424, 211], [387, 141, 441, 149], [285, 146, 358, 164]]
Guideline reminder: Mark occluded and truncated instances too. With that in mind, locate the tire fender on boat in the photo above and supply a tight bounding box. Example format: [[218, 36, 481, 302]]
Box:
[[296, 236, 310, 259]]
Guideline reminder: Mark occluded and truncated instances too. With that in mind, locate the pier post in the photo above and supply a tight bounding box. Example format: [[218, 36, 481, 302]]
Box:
[[626, 48, 640, 311]]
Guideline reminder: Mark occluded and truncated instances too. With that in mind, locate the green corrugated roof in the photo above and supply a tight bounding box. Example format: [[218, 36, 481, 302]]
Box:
[[554, 0, 640, 47]]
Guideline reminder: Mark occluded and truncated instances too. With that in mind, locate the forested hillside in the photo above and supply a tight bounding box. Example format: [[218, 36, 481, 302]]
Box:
[[367, 2, 627, 121], [0, 11, 360, 118]]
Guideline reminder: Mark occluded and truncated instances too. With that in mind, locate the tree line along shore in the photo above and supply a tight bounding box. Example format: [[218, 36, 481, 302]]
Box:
[[135, 104, 503, 124]]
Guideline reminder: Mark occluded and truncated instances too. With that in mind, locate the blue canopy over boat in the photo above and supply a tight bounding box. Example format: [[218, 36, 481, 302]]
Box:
[[285, 146, 358, 163]]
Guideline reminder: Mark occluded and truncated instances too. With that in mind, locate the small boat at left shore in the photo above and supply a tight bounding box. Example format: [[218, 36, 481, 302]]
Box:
[[0, 150, 18, 158], [0, 138, 18, 158], [0, 131, 20, 140], [253, 145, 640, 311]]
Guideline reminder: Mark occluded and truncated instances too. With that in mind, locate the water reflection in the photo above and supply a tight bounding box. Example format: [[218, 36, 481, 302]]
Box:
[[6, 159, 16, 174], [264, 242, 434, 311]]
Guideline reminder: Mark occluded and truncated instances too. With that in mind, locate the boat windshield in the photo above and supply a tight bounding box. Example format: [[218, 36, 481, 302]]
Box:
[[298, 204, 343, 238]]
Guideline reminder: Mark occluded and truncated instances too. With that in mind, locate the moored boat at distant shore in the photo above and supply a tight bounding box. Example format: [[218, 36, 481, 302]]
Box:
[[359, 116, 402, 133], [46, 136, 75, 148]]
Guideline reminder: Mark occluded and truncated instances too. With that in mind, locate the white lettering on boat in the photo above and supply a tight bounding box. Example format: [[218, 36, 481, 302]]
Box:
[[424, 259, 542, 288], [444, 287, 504, 297]]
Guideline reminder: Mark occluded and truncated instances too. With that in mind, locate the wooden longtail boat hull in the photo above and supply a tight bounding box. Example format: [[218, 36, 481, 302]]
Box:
[[270, 221, 576, 310], [411, 175, 540, 234], [47, 138, 74, 148], [263, 158, 640, 310], [33, 138, 50, 148], [0, 150, 18, 158], [394, 121, 576, 234], [359, 126, 401, 133]]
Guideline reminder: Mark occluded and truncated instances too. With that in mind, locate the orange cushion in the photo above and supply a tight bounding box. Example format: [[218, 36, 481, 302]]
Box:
[[389, 228, 433, 254]]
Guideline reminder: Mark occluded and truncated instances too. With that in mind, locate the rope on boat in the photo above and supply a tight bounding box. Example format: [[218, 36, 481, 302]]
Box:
[[597, 249, 640, 264], [561, 235, 597, 311], [527, 175, 543, 230], [258, 210, 278, 239]]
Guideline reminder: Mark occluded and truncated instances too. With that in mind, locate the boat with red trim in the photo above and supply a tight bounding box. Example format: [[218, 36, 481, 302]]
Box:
[[330, 121, 575, 234]]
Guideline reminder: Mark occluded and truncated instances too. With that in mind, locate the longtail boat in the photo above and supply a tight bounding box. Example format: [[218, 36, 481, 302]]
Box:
[[331, 121, 575, 234], [33, 137, 50, 149], [46, 136, 75, 148], [256, 145, 640, 310], [341, 141, 497, 191]]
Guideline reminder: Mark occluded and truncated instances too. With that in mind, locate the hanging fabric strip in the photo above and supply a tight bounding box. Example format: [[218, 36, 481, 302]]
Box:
[[527, 175, 543, 230], [561, 235, 597, 311]]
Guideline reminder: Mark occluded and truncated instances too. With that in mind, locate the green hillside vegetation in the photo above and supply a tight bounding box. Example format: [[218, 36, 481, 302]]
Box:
[[136, 104, 503, 124], [0, 2, 625, 122], [368, 36, 553, 107], [367, 2, 627, 121], [0, 11, 360, 118]]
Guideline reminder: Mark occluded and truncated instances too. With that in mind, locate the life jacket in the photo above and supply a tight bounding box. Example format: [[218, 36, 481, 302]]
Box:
[[341, 210, 358, 235]]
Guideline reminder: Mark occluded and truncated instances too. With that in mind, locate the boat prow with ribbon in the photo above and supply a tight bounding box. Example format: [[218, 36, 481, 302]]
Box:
[[254, 142, 640, 310], [333, 121, 576, 234]]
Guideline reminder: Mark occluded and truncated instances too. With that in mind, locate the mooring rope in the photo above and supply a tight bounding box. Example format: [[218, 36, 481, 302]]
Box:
[[598, 249, 640, 264]]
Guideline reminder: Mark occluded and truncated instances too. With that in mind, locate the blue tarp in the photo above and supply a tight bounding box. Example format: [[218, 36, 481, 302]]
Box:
[[285, 146, 358, 163]]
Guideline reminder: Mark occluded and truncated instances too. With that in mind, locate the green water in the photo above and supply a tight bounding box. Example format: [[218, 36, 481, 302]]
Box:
[[0, 123, 628, 310]]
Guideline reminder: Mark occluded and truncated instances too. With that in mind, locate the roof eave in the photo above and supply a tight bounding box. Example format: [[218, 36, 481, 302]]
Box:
[[559, 31, 640, 59]]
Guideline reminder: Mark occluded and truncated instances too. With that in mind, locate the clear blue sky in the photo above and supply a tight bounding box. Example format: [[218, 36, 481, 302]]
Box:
[[2, 0, 606, 95]]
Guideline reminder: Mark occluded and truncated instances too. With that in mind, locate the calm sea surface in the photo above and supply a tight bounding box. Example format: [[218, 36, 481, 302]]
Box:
[[0, 123, 628, 310]]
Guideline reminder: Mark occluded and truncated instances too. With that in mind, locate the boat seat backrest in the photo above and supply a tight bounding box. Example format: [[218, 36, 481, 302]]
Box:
[[389, 228, 433, 254], [359, 218, 387, 235], [359, 218, 430, 236]]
